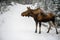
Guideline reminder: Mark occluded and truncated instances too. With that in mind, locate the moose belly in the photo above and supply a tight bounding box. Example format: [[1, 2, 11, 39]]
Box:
[[38, 18, 52, 22]]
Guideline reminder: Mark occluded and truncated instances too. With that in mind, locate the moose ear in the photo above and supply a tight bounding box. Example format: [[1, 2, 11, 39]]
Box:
[[27, 7, 30, 9]]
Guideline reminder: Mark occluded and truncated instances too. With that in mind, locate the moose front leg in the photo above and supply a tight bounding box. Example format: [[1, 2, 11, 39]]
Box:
[[39, 22, 41, 34], [35, 21, 38, 33]]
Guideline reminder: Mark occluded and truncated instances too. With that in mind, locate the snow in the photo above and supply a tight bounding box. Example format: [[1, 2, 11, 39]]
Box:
[[0, 2, 60, 40]]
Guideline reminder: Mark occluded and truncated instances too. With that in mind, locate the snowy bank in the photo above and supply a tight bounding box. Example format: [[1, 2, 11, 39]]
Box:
[[0, 2, 60, 40]]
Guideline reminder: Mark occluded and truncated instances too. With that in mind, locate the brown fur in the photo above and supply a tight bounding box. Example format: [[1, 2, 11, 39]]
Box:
[[21, 7, 58, 34]]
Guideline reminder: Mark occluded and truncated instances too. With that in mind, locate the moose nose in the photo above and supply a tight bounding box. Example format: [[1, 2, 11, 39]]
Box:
[[21, 13, 23, 16], [21, 14, 25, 17]]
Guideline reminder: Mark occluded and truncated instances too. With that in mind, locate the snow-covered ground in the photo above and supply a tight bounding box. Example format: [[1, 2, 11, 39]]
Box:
[[0, 2, 60, 40]]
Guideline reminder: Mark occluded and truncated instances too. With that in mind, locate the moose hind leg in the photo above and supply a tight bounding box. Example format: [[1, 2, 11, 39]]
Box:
[[54, 22, 58, 34], [55, 27, 58, 34], [47, 22, 51, 33], [50, 21, 58, 34]]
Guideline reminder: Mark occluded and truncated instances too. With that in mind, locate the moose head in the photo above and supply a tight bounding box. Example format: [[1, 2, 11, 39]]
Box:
[[21, 7, 33, 17]]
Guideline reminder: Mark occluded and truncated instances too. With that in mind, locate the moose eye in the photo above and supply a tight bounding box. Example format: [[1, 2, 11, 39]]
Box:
[[39, 14, 41, 15]]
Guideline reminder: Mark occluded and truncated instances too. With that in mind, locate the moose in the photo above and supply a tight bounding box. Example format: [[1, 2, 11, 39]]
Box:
[[21, 7, 58, 34]]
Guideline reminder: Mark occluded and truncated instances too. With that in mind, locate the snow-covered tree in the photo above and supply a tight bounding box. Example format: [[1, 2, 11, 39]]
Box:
[[32, 0, 60, 13]]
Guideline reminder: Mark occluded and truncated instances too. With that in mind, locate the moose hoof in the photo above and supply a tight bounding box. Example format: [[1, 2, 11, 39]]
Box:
[[56, 32, 58, 34], [39, 32, 41, 34], [35, 31, 37, 33], [47, 31, 49, 33]]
